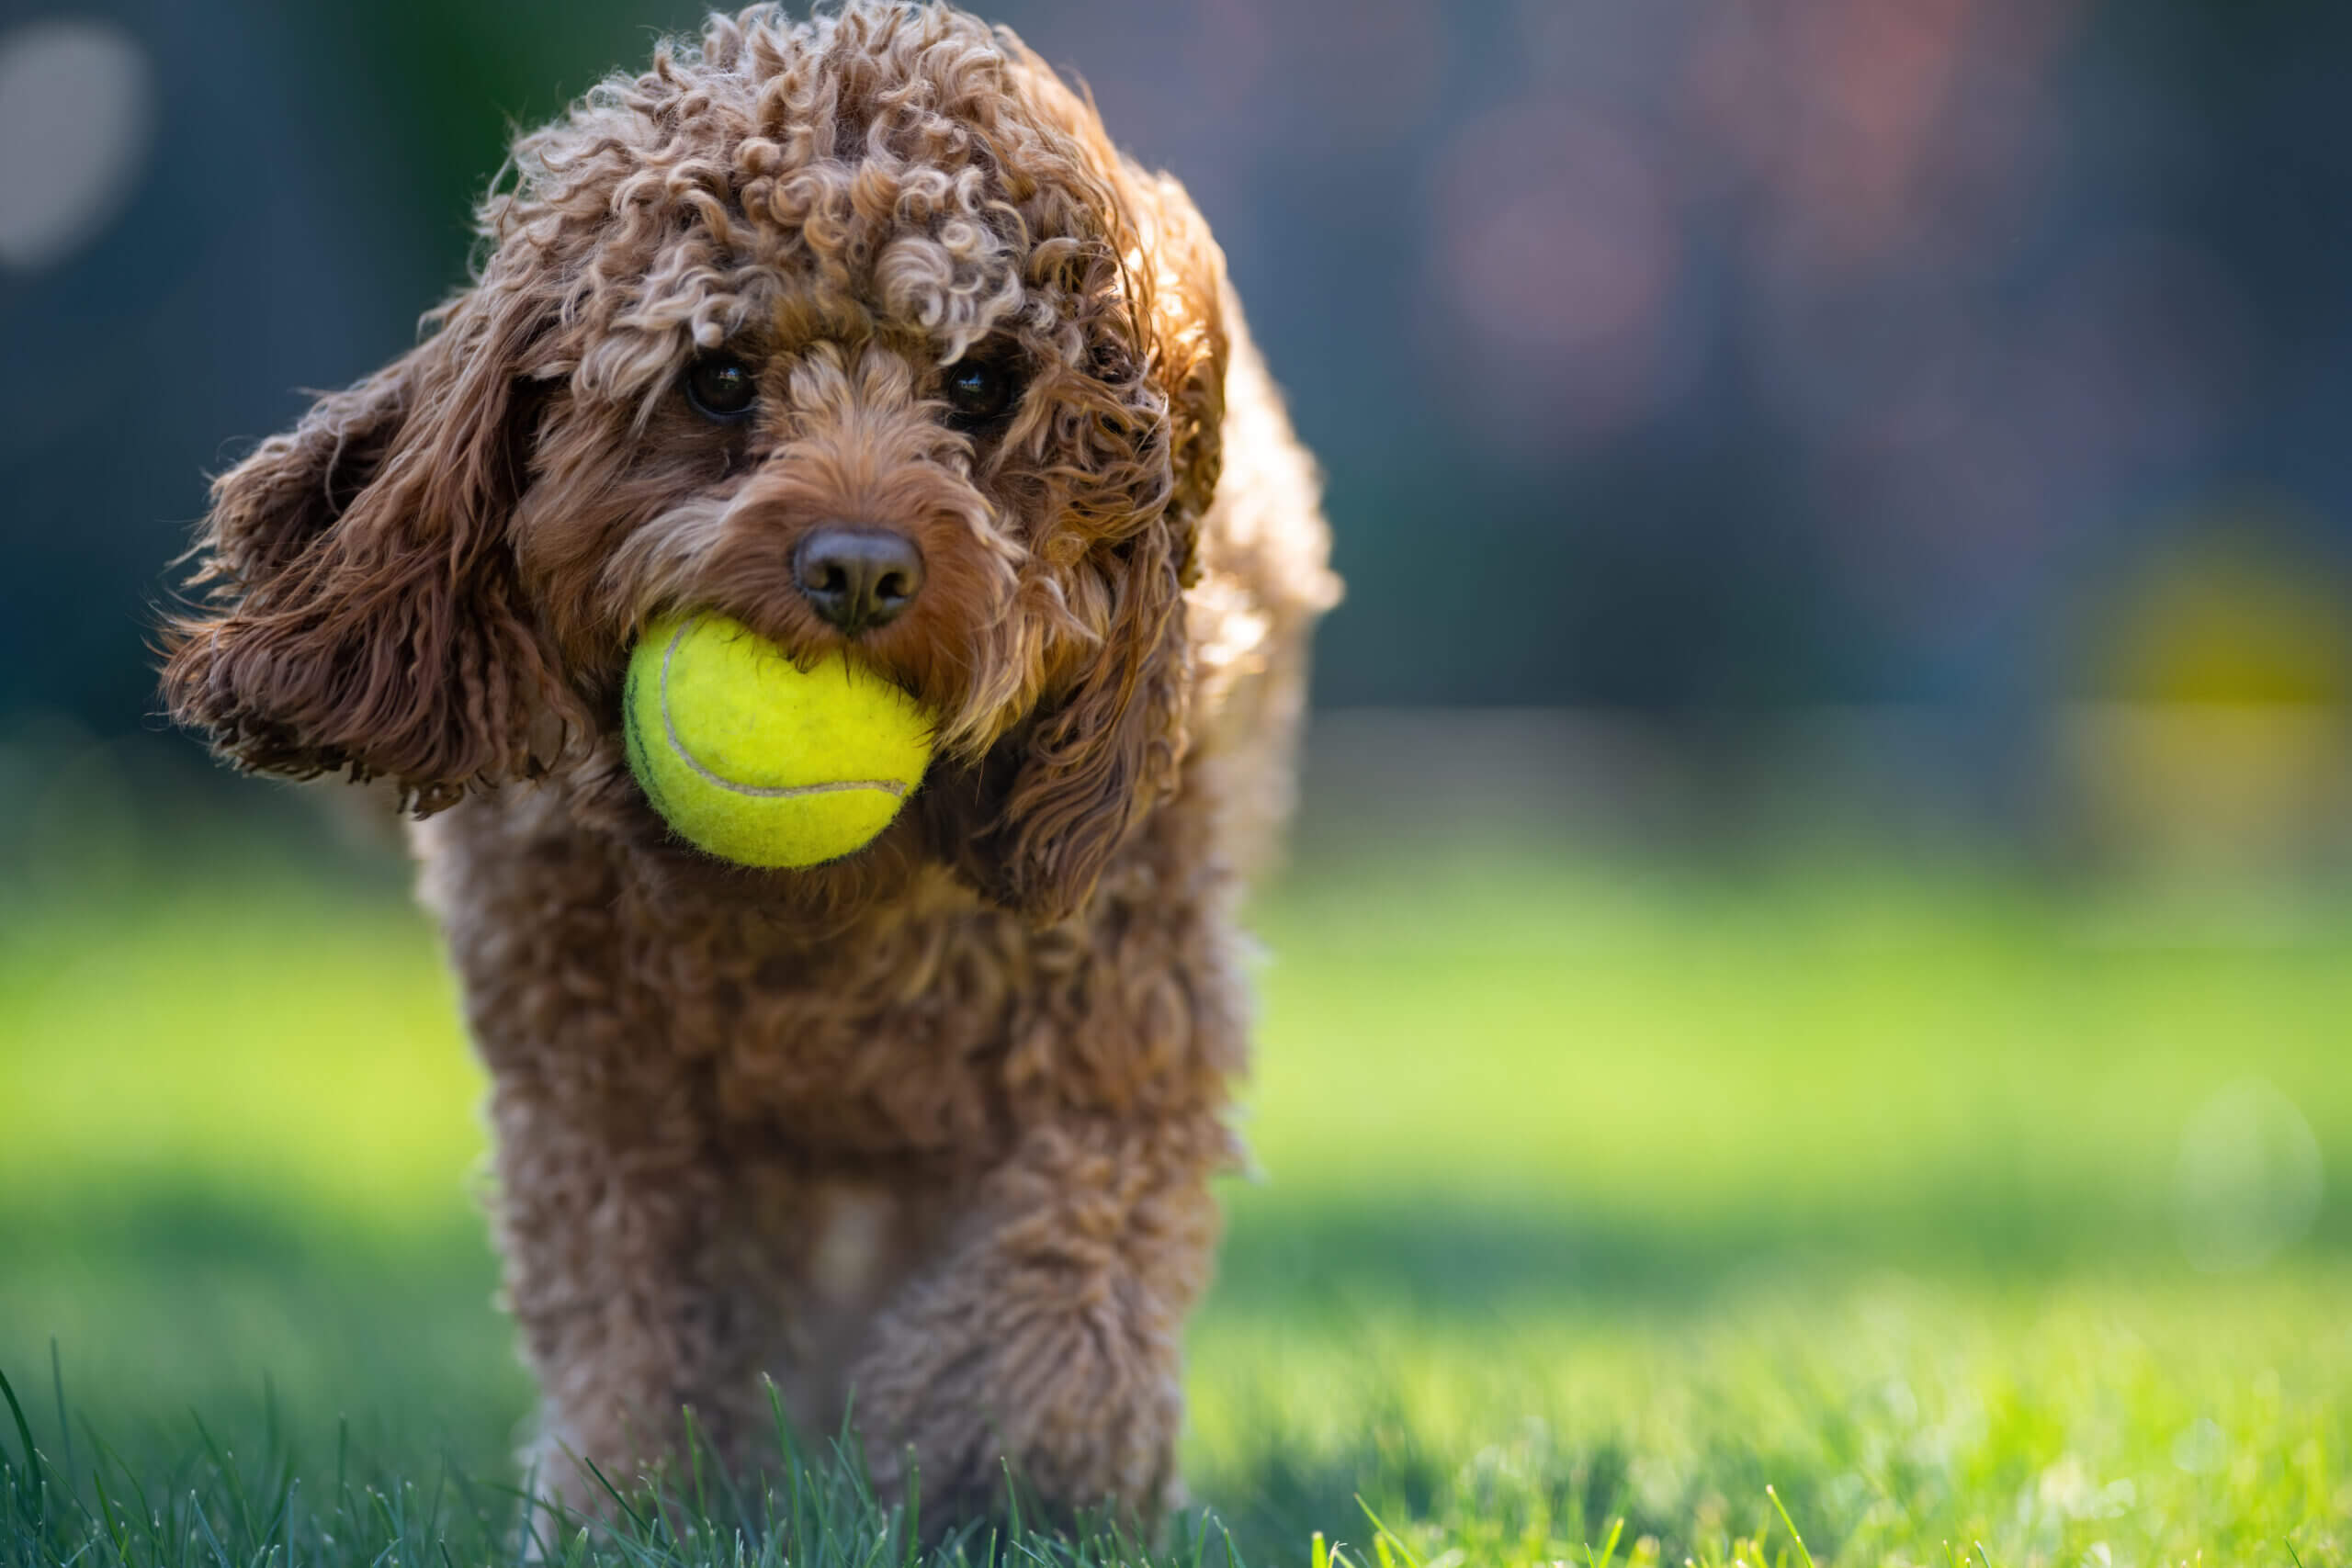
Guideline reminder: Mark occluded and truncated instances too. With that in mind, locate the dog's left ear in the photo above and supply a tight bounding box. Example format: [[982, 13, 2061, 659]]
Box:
[[985, 173, 1227, 925]]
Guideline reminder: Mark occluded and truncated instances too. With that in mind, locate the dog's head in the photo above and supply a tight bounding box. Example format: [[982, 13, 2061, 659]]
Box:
[[163, 2, 1230, 923]]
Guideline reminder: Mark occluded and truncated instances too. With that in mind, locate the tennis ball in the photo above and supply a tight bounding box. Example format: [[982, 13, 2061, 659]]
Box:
[[623, 610, 933, 868]]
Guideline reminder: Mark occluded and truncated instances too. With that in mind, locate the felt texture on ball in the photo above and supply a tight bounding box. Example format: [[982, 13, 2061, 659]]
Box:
[[623, 610, 933, 868]]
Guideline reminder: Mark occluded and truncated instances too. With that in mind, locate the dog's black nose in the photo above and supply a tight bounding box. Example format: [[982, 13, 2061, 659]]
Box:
[[792, 526, 925, 634]]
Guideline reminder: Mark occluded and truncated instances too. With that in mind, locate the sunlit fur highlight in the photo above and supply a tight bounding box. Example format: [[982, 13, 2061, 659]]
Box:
[[160, 0, 1336, 1531]]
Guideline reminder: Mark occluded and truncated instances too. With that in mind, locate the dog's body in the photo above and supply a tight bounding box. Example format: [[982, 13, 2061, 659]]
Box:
[[164, 1, 1333, 1526]]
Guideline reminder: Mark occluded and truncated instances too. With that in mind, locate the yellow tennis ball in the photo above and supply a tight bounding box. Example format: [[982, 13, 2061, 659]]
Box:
[[623, 610, 933, 869]]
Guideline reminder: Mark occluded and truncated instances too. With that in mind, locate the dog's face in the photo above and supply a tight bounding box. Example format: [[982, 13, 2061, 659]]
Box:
[[163, 2, 1231, 923]]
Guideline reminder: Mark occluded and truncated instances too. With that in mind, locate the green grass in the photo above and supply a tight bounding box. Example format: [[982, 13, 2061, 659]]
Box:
[[4, 841, 2349, 1566]]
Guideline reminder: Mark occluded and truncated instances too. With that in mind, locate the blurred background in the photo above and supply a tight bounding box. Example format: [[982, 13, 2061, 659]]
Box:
[[4, 1, 2351, 1560]]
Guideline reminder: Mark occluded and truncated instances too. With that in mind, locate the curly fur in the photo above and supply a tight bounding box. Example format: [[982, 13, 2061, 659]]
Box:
[[161, 0, 1336, 1528]]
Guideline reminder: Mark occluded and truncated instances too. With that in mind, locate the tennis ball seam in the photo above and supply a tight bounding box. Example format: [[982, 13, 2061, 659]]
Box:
[[621, 658, 676, 821], [656, 615, 909, 801]]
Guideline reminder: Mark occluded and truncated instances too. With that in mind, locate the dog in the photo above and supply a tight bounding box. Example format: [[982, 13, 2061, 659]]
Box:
[[162, 0, 1336, 1529]]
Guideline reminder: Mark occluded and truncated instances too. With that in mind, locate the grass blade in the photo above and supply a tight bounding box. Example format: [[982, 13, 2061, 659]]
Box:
[[0, 1365, 45, 1529], [1765, 1486, 1815, 1568], [579, 1454, 647, 1534], [1355, 1499, 1422, 1568], [48, 1343, 75, 1495]]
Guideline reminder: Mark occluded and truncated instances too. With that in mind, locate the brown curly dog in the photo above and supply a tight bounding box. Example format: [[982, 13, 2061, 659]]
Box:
[[159, 0, 1335, 1531]]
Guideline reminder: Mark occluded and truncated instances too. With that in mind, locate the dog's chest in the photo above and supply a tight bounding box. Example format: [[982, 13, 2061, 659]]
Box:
[[424, 798, 1221, 1161]]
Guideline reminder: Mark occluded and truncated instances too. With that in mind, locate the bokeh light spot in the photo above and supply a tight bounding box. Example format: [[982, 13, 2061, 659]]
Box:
[[2174, 1078, 2323, 1274], [1430, 103, 1680, 448], [0, 17, 155, 273]]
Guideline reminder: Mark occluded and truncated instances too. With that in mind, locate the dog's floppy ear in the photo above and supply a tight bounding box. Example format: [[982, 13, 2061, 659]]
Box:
[[984, 173, 1227, 925], [161, 280, 577, 811]]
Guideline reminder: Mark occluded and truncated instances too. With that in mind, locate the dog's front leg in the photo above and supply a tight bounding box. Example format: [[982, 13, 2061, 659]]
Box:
[[485, 1059, 769, 1519], [846, 1111, 1227, 1529]]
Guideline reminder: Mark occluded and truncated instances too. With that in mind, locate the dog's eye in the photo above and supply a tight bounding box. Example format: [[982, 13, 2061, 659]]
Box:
[[941, 359, 1018, 428], [684, 355, 758, 421]]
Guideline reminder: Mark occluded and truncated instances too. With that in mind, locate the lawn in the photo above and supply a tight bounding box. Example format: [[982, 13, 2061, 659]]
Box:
[[2, 827, 2347, 1566]]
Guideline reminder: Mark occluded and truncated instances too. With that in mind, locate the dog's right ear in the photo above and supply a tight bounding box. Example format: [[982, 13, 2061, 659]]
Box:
[[161, 283, 578, 810]]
